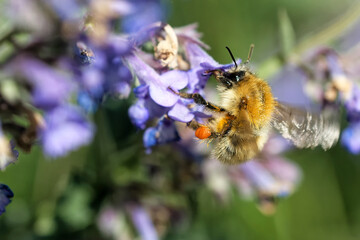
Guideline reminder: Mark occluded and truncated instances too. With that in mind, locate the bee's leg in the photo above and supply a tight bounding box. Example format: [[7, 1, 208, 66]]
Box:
[[187, 118, 201, 130], [169, 88, 228, 113], [187, 119, 221, 139]]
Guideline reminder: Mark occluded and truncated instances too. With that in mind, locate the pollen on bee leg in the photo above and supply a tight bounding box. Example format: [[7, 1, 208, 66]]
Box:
[[195, 126, 211, 139]]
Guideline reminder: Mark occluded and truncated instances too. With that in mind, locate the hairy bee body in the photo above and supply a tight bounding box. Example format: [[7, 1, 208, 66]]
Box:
[[208, 71, 276, 164]]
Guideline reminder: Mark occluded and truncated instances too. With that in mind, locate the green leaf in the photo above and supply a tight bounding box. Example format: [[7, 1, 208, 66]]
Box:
[[278, 8, 296, 61]]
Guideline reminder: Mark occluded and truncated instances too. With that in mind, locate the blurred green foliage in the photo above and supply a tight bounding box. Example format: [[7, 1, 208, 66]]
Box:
[[1, 0, 360, 239]]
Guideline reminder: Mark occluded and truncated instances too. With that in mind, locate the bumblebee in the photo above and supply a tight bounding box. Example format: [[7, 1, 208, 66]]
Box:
[[172, 45, 340, 164]]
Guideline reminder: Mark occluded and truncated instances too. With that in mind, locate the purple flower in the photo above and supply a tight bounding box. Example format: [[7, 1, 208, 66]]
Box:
[[125, 53, 187, 107], [341, 123, 360, 154], [46, 0, 84, 21], [168, 101, 194, 122], [239, 161, 281, 196], [184, 42, 240, 92], [75, 38, 133, 109], [128, 99, 150, 129], [9, 56, 73, 110], [326, 51, 345, 80], [77, 91, 99, 113], [129, 83, 170, 126], [143, 118, 180, 152], [106, 35, 133, 57], [128, 204, 159, 240], [225, 136, 302, 214], [345, 85, 360, 122], [270, 65, 312, 107], [235, 157, 301, 215], [338, 19, 360, 51], [97, 205, 132, 239], [80, 67, 104, 95], [0, 184, 14, 215], [40, 105, 94, 158], [184, 42, 219, 91], [174, 23, 209, 49], [122, 0, 165, 33], [202, 158, 231, 202], [134, 85, 149, 98], [108, 62, 133, 99]]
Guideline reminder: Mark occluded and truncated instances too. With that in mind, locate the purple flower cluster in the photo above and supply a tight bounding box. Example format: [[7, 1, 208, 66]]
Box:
[[2, 0, 240, 160], [124, 23, 240, 151], [271, 47, 360, 154], [0, 0, 167, 160], [0, 0, 166, 222]]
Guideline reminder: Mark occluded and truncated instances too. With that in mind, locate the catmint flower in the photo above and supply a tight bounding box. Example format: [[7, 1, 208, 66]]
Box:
[[77, 91, 99, 113], [234, 158, 301, 215], [174, 23, 209, 49], [202, 158, 231, 202], [345, 84, 360, 122], [46, 0, 84, 21], [184, 42, 241, 92], [0, 184, 14, 215], [125, 53, 187, 107], [270, 65, 312, 107], [341, 123, 360, 154], [129, 99, 150, 129], [271, 45, 360, 154], [183, 42, 219, 92], [97, 205, 132, 240], [8, 56, 73, 110], [167, 101, 195, 122], [40, 105, 94, 158], [324, 50, 353, 101], [108, 61, 133, 99], [229, 137, 301, 214], [143, 118, 180, 152], [127, 204, 159, 240], [75, 37, 133, 111], [122, 0, 165, 34]]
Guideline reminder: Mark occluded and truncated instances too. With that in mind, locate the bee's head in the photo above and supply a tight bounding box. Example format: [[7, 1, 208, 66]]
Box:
[[214, 45, 254, 89], [217, 68, 247, 89]]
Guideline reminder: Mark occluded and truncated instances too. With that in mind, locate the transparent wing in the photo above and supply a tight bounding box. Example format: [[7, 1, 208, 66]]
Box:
[[272, 102, 340, 150]]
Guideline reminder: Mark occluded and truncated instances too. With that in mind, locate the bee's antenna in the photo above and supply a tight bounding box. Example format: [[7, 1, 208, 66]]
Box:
[[225, 46, 238, 69], [245, 44, 254, 64]]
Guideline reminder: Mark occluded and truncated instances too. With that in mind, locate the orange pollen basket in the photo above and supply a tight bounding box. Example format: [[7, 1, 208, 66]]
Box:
[[195, 126, 211, 139]]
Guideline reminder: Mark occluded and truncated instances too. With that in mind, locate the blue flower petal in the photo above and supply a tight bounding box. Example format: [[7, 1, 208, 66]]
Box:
[[0, 184, 14, 215], [345, 85, 360, 122], [129, 100, 150, 129], [341, 123, 360, 154], [168, 101, 194, 122]]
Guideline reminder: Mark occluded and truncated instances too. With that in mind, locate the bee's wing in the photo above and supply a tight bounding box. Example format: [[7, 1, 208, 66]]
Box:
[[272, 102, 340, 150]]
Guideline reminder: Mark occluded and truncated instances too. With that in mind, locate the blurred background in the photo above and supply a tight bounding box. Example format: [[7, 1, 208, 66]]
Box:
[[1, 0, 360, 239]]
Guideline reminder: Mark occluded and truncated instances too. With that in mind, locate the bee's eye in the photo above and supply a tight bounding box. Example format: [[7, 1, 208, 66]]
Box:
[[224, 71, 245, 82]]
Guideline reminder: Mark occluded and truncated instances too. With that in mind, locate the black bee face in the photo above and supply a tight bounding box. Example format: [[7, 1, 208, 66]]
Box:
[[219, 70, 246, 88], [224, 70, 246, 82]]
